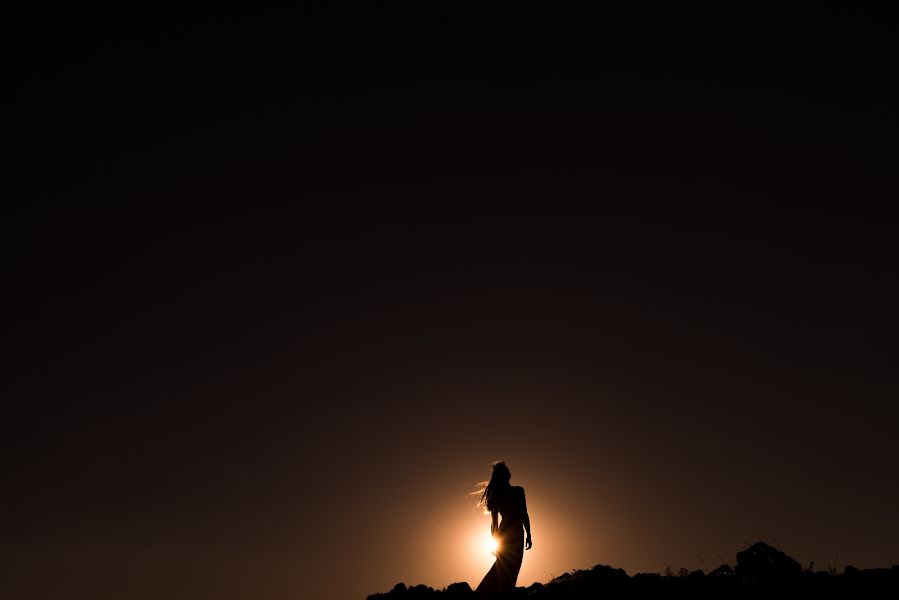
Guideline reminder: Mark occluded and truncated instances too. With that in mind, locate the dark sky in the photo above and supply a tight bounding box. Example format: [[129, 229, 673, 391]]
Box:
[[4, 15, 899, 600]]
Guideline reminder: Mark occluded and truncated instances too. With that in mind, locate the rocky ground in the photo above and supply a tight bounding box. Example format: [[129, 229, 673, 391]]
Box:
[[368, 542, 899, 598]]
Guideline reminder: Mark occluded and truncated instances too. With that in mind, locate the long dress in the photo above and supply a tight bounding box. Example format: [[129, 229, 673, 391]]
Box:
[[476, 486, 527, 594]]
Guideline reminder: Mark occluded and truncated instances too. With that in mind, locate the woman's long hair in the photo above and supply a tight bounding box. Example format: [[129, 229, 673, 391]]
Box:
[[472, 461, 512, 512]]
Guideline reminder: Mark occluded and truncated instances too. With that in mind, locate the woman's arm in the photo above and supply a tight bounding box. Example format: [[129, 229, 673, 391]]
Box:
[[490, 510, 498, 536], [522, 489, 532, 550]]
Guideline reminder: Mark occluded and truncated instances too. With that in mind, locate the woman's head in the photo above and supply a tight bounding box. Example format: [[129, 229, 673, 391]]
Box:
[[491, 461, 511, 483], [476, 461, 512, 512]]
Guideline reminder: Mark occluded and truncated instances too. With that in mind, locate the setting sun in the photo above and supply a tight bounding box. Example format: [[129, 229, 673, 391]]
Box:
[[482, 532, 499, 556]]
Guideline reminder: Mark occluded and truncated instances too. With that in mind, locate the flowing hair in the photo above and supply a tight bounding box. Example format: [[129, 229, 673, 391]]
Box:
[[471, 461, 512, 512]]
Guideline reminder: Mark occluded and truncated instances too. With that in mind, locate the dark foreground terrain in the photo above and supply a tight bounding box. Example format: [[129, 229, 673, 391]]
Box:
[[368, 542, 899, 598]]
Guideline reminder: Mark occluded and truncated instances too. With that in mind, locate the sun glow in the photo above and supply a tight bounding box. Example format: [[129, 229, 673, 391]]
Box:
[[482, 532, 499, 556]]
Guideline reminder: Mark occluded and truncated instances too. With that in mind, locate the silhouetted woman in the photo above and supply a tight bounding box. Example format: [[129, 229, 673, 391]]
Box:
[[475, 462, 532, 594]]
